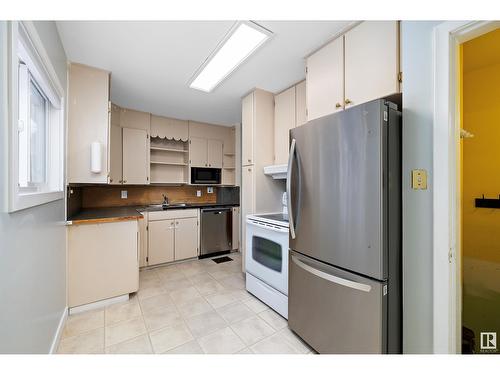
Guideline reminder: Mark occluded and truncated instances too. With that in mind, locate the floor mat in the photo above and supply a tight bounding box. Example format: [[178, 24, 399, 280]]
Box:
[[212, 256, 233, 264]]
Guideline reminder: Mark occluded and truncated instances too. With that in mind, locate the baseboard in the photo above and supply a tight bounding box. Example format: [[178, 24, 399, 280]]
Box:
[[69, 294, 129, 315], [49, 307, 68, 354]]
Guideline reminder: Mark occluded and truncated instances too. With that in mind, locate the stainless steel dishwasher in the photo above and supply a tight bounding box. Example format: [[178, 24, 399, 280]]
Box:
[[200, 207, 232, 258]]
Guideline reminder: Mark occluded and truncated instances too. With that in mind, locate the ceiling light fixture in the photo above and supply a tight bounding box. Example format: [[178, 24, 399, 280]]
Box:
[[189, 21, 272, 93]]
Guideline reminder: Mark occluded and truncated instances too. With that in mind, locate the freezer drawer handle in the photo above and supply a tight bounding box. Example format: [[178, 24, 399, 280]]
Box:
[[291, 255, 372, 292]]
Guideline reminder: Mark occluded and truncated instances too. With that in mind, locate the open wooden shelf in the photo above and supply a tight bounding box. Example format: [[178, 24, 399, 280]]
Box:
[[150, 161, 188, 166], [150, 146, 188, 153]]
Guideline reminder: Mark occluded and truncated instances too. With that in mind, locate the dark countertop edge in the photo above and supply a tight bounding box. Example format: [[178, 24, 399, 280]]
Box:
[[67, 203, 240, 224]]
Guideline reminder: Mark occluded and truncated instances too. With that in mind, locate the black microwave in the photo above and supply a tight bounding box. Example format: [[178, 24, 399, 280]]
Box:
[[191, 167, 221, 185]]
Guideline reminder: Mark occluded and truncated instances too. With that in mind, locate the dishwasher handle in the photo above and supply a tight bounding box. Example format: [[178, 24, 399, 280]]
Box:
[[202, 207, 232, 213]]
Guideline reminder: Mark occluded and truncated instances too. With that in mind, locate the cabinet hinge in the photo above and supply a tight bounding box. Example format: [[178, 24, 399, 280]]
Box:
[[147, 176, 149, 181], [305, 108, 308, 116], [146, 225, 148, 231], [146, 256, 149, 262], [305, 66, 308, 74], [108, 101, 111, 112], [398, 71, 403, 83], [147, 134, 149, 139]]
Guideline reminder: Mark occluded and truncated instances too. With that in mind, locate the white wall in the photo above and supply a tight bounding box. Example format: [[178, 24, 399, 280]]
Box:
[[401, 21, 442, 353], [0, 21, 67, 353]]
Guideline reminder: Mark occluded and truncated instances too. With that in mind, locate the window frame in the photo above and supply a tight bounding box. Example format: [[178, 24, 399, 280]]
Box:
[[7, 21, 65, 212]]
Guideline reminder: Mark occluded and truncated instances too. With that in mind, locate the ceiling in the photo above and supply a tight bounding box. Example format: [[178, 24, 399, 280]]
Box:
[[463, 27, 500, 73], [56, 21, 352, 126]]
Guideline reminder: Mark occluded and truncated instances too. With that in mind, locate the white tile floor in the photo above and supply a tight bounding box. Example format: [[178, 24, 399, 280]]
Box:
[[57, 252, 313, 354]]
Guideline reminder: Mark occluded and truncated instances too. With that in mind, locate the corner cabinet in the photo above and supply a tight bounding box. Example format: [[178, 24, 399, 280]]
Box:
[[68, 220, 139, 308], [306, 21, 400, 121]]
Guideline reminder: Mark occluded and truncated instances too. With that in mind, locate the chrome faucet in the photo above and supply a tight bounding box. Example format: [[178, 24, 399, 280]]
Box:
[[162, 194, 169, 207]]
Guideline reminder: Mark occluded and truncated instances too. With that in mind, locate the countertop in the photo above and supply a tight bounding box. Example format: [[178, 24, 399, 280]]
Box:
[[68, 202, 239, 225]]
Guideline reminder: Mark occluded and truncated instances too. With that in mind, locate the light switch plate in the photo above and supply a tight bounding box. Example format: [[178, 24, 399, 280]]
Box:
[[207, 187, 213, 194], [412, 169, 427, 190], [121, 190, 128, 199], [196, 190, 202, 197]]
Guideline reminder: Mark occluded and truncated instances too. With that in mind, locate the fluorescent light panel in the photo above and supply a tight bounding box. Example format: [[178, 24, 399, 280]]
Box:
[[190, 22, 271, 92]]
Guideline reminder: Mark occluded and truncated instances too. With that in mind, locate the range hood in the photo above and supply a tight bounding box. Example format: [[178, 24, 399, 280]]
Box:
[[263, 164, 287, 179]]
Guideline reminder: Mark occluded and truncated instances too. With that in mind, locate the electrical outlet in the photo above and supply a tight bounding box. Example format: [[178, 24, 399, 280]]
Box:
[[207, 187, 213, 194], [196, 190, 202, 197], [121, 190, 128, 199], [411, 169, 427, 190]]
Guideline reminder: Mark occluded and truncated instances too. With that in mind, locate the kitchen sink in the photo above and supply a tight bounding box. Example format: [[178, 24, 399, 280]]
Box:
[[147, 203, 188, 210]]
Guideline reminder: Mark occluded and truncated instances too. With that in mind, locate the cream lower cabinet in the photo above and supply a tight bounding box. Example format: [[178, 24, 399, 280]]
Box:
[[138, 212, 148, 267], [148, 219, 175, 265], [68, 220, 139, 308], [174, 217, 199, 260], [147, 209, 199, 266]]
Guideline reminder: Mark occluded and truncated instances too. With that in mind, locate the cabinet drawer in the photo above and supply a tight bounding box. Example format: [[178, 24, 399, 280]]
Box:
[[148, 208, 198, 221]]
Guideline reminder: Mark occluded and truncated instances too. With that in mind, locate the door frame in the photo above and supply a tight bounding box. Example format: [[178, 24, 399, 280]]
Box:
[[432, 20, 500, 354]]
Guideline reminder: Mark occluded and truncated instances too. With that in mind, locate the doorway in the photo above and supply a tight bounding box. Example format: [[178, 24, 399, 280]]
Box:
[[460, 29, 500, 354]]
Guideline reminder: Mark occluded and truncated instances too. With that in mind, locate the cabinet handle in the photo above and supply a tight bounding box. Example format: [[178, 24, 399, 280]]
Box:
[[335, 103, 342, 108], [345, 99, 352, 105], [209, 164, 211, 167], [123, 180, 127, 183], [248, 168, 252, 172], [205, 163, 208, 167], [119, 180, 123, 183], [110, 178, 113, 183], [247, 159, 251, 163]]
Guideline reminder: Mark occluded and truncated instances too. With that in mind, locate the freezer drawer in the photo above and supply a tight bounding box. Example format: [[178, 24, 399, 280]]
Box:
[[288, 251, 387, 354]]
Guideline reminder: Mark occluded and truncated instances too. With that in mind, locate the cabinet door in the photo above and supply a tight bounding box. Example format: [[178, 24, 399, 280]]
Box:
[[148, 220, 175, 265], [232, 207, 240, 251], [68, 221, 139, 307], [109, 122, 122, 184], [274, 86, 296, 165], [207, 139, 223, 168], [174, 217, 199, 260], [306, 36, 344, 121], [344, 21, 399, 108], [138, 213, 148, 267], [67, 64, 110, 183], [295, 80, 307, 127], [122, 127, 149, 184], [189, 137, 208, 167], [241, 92, 254, 166], [241, 165, 255, 272]]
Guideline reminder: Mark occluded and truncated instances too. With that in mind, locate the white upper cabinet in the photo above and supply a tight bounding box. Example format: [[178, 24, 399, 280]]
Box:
[[122, 127, 149, 184], [306, 21, 400, 119], [274, 86, 296, 165], [344, 21, 400, 108], [120, 108, 150, 131], [189, 137, 208, 168], [295, 80, 307, 127], [207, 139, 223, 168], [241, 92, 254, 166], [306, 36, 344, 121], [67, 63, 110, 184], [150, 115, 188, 141], [109, 104, 122, 185]]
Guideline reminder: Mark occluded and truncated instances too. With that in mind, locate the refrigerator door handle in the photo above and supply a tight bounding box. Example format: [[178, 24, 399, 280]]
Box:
[[291, 255, 372, 292], [287, 138, 297, 239]]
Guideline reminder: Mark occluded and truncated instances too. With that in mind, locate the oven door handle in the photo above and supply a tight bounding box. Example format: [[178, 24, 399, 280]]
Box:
[[246, 219, 289, 234]]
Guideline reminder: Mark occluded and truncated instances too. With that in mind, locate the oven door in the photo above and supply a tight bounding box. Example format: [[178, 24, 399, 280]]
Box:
[[245, 218, 289, 295]]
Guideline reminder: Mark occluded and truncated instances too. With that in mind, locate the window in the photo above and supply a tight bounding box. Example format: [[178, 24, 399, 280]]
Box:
[[8, 21, 64, 212]]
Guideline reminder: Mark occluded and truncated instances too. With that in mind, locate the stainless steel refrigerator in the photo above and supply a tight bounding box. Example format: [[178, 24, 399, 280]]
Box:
[[287, 98, 402, 354]]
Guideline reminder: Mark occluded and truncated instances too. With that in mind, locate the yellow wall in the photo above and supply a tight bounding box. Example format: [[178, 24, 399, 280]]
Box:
[[462, 34, 500, 264], [461, 29, 500, 351]]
